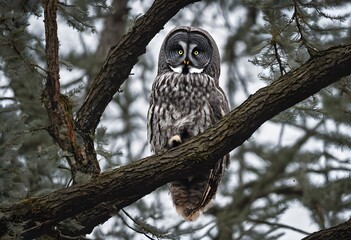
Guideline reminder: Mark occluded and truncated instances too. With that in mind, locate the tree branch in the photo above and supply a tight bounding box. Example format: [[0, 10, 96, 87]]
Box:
[[302, 219, 351, 240], [248, 218, 310, 235], [1, 43, 351, 239], [41, 0, 101, 179]]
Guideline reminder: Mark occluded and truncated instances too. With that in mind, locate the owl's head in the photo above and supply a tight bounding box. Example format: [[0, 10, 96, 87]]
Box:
[[158, 26, 220, 80]]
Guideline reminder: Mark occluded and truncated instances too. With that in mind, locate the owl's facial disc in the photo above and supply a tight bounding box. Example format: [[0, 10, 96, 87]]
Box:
[[168, 42, 206, 74], [165, 31, 212, 75]]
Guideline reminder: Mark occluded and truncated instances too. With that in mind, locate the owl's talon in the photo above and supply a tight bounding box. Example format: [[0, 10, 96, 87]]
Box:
[[168, 135, 182, 148]]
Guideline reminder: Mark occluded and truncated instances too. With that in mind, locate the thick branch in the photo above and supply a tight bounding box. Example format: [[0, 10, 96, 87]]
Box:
[[41, 0, 100, 178], [75, 0, 200, 135], [1, 43, 351, 239], [44, 0, 60, 88], [303, 219, 351, 240]]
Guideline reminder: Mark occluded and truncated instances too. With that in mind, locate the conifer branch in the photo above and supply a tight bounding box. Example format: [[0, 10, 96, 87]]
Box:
[[1, 42, 351, 239], [293, 0, 318, 56], [272, 40, 285, 75]]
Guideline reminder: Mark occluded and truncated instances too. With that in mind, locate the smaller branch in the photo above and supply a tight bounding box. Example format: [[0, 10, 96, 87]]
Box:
[[119, 210, 155, 240], [121, 209, 182, 240], [293, 0, 318, 56], [55, 229, 91, 240], [0, 97, 17, 101], [248, 218, 310, 235], [272, 40, 285, 75], [43, 0, 60, 92]]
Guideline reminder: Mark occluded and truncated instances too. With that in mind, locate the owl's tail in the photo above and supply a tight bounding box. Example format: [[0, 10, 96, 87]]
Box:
[[175, 200, 214, 221], [167, 134, 229, 221], [169, 175, 214, 221], [169, 155, 229, 221]]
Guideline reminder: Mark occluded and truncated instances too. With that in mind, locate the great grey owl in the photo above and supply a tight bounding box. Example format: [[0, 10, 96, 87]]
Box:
[[147, 26, 230, 221]]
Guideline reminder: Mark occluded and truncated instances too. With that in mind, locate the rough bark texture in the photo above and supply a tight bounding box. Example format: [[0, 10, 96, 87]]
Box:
[[1, 43, 351, 239], [41, 0, 101, 180], [303, 219, 351, 240], [52, 0, 131, 236]]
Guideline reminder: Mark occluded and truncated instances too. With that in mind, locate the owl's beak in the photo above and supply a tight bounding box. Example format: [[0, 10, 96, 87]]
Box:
[[181, 59, 191, 75]]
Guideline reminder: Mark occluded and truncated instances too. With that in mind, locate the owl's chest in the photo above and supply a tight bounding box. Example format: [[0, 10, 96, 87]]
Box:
[[154, 73, 215, 128], [156, 74, 213, 108]]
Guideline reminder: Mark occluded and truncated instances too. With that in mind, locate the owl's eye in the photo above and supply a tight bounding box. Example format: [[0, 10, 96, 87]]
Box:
[[193, 50, 199, 56], [178, 49, 184, 55]]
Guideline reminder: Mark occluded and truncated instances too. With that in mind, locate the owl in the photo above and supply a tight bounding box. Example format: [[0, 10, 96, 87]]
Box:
[[147, 26, 230, 221]]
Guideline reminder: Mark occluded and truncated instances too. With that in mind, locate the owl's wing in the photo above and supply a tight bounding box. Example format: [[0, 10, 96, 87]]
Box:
[[147, 88, 159, 153], [147, 78, 171, 154], [209, 86, 230, 121], [190, 86, 230, 216], [147, 93, 153, 148]]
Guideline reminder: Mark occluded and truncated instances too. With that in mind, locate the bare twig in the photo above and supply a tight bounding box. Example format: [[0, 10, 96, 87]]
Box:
[[272, 40, 286, 75], [248, 217, 310, 235], [118, 211, 155, 240]]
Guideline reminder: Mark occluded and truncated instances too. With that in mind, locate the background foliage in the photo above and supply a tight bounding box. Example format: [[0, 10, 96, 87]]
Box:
[[1, 0, 351, 239]]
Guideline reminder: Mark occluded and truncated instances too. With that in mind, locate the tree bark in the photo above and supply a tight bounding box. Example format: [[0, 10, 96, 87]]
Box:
[[303, 219, 351, 240], [41, 0, 101, 180], [1, 42, 351, 239]]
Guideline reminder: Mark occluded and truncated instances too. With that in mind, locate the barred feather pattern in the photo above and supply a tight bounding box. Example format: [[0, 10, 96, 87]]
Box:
[[147, 72, 229, 221]]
